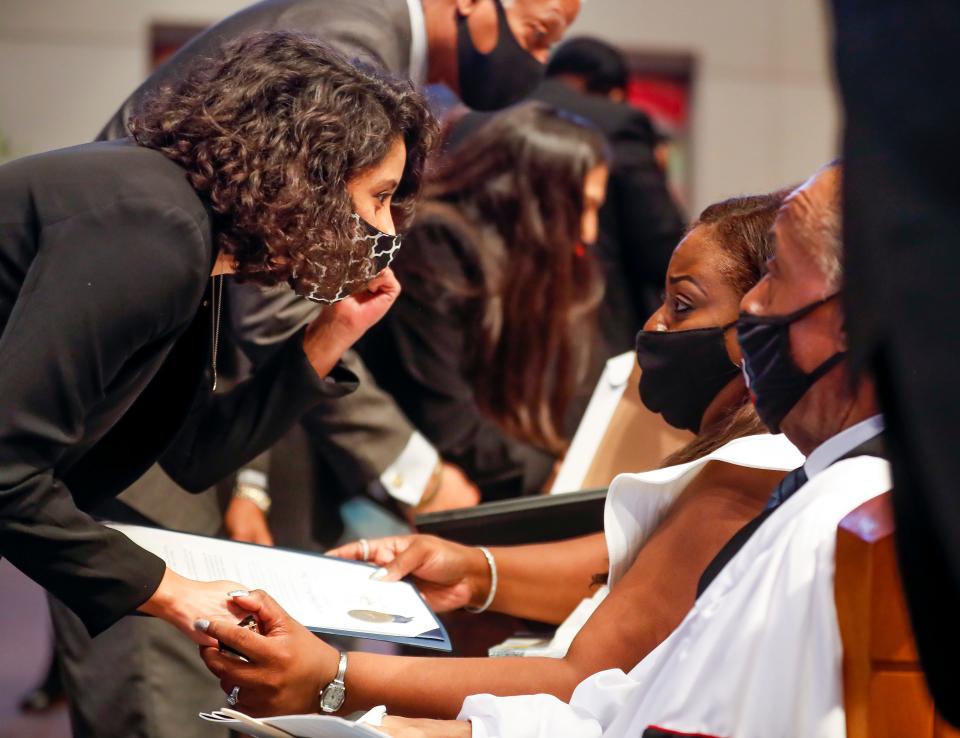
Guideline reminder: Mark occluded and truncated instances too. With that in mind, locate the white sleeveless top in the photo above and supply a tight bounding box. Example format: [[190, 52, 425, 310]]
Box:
[[502, 434, 804, 658]]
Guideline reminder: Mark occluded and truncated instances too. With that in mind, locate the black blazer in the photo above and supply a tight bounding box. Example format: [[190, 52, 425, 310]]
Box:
[[0, 139, 354, 634], [355, 220, 556, 500]]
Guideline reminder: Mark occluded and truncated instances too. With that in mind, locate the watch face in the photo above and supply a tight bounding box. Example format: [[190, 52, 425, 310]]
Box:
[[322, 683, 346, 712]]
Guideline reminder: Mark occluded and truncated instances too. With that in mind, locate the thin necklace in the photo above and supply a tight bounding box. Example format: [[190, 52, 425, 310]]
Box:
[[210, 274, 224, 391]]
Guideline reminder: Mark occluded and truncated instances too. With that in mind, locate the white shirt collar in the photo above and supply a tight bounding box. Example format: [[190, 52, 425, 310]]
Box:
[[404, 0, 428, 87], [803, 414, 885, 479]]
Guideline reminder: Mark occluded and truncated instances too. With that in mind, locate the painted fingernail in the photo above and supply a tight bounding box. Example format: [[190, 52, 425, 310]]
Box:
[[228, 590, 250, 598], [369, 568, 388, 581], [194, 618, 211, 633]]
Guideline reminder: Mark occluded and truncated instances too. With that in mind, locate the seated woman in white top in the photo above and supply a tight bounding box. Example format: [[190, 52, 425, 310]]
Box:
[[197, 190, 803, 720]]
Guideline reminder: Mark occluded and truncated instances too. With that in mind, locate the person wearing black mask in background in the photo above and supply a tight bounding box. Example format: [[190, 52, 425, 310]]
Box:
[[448, 36, 686, 358]]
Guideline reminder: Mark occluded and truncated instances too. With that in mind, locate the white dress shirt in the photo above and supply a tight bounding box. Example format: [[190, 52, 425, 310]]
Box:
[[461, 418, 890, 738]]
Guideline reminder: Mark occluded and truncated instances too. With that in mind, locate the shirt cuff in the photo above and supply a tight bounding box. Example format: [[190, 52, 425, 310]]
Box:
[[374, 431, 439, 506], [236, 468, 268, 491]]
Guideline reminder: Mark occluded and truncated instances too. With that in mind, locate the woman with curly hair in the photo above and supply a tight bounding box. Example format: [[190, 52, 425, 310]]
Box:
[[0, 32, 436, 646]]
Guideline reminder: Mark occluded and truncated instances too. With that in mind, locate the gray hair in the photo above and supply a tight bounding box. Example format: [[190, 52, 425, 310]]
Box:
[[785, 160, 843, 290]]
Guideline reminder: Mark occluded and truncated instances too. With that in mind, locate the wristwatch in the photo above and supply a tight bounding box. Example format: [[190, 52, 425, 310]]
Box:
[[319, 652, 348, 713]]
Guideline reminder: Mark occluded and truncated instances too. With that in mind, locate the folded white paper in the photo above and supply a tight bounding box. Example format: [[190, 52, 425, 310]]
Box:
[[109, 523, 441, 641], [199, 707, 388, 738]]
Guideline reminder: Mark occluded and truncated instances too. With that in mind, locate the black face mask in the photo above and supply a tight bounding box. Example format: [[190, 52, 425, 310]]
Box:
[[456, 0, 544, 111], [635, 323, 741, 433], [736, 294, 846, 433]]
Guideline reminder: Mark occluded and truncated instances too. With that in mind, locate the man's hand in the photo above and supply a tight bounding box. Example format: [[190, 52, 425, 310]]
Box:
[[224, 497, 274, 546], [379, 716, 473, 738], [198, 590, 340, 716], [302, 268, 401, 377], [327, 535, 492, 613], [137, 568, 249, 646]]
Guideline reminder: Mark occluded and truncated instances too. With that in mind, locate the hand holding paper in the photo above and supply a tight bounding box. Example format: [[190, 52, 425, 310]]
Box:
[[200, 590, 340, 716], [137, 566, 250, 647], [328, 535, 491, 613], [110, 523, 448, 648]]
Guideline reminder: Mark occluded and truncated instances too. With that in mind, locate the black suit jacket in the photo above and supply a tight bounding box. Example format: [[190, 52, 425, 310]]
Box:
[[99, 0, 425, 541], [0, 139, 354, 634], [832, 0, 960, 723]]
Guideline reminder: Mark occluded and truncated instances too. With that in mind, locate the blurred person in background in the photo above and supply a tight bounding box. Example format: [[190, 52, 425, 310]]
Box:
[[356, 102, 609, 500], [537, 37, 687, 354], [449, 36, 686, 357]]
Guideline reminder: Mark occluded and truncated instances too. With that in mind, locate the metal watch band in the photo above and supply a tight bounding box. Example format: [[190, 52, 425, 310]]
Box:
[[319, 652, 348, 713]]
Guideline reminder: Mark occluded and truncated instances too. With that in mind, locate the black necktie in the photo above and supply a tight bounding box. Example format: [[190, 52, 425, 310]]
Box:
[[696, 464, 809, 597], [763, 465, 809, 511]]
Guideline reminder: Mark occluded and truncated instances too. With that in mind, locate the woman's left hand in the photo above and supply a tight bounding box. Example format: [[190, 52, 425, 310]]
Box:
[[198, 589, 340, 716], [379, 716, 473, 738], [302, 268, 401, 377]]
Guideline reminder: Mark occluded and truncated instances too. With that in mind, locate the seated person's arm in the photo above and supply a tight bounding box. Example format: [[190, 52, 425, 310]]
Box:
[[330, 533, 606, 624], [202, 463, 784, 719]]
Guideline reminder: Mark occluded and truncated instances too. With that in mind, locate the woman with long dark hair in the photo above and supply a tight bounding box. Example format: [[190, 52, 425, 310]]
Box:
[[198, 190, 804, 725], [0, 32, 436, 646], [356, 102, 609, 499]]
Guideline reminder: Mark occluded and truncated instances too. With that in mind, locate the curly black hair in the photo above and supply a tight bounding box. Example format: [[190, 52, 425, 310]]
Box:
[[130, 31, 438, 294]]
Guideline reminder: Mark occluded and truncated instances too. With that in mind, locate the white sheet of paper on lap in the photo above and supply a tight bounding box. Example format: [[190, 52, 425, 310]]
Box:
[[108, 523, 441, 641], [199, 708, 388, 738]]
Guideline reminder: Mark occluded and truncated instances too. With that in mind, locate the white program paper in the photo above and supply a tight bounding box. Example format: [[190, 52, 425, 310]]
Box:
[[199, 709, 388, 738], [109, 523, 441, 640]]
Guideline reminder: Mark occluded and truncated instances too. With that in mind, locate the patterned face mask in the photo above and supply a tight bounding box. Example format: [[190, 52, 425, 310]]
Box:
[[289, 213, 401, 304]]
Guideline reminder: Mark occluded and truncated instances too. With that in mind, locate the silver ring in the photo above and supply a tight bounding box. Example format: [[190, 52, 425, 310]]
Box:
[[359, 538, 370, 562], [227, 686, 240, 706]]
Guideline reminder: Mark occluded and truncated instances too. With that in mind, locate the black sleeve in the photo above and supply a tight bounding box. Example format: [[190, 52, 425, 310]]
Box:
[[366, 226, 556, 498], [159, 331, 358, 492], [0, 200, 206, 635], [608, 111, 687, 314]]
